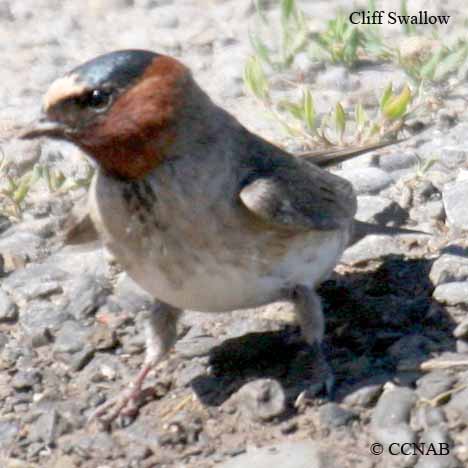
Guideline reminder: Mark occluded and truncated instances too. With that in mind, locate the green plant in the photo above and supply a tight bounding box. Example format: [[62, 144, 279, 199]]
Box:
[[0, 153, 94, 220], [250, 0, 308, 71], [245, 52, 415, 149]]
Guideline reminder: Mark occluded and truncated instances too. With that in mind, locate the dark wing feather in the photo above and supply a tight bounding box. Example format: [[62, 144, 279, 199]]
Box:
[[239, 157, 356, 232]]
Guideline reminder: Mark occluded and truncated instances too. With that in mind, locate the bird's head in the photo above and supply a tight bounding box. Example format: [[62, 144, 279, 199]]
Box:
[[21, 49, 191, 179]]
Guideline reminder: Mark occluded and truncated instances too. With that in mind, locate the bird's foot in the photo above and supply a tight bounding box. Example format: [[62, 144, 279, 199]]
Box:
[[89, 364, 155, 426]]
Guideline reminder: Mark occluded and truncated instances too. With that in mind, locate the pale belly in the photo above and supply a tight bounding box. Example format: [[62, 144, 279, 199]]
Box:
[[89, 171, 349, 312]]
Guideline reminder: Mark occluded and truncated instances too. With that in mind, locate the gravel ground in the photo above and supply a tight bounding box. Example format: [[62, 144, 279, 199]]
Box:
[[2, 1, 468, 467]]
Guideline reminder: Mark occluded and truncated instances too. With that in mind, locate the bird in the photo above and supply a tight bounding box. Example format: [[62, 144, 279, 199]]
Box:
[[20, 49, 419, 424]]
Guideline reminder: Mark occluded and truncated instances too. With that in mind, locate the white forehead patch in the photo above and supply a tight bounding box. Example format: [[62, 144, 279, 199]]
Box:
[[43, 74, 87, 110]]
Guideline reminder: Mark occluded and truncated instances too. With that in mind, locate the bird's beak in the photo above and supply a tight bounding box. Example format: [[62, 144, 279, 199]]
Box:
[[19, 115, 67, 140]]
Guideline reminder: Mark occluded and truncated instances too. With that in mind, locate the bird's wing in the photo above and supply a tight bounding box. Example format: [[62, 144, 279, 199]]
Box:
[[239, 159, 356, 232]]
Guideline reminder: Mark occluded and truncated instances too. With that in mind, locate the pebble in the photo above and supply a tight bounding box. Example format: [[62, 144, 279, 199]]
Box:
[[2, 264, 67, 303], [64, 275, 110, 320], [231, 378, 286, 422], [0, 290, 18, 322], [378, 151, 418, 172], [415, 370, 456, 401], [443, 180, 468, 230], [371, 386, 417, 446], [433, 282, 468, 307], [219, 440, 334, 468], [12, 369, 41, 391], [415, 427, 460, 468], [342, 384, 383, 408], [175, 336, 219, 359], [430, 253, 468, 287], [335, 167, 393, 195], [53, 320, 91, 354], [356, 195, 408, 225], [318, 402, 357, 428], [19, 301, 70, 335]]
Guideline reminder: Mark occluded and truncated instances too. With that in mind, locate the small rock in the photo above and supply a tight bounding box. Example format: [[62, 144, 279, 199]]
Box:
[[64, 275, 110, 320], [53, 321, 91, 354], [335, 167, 392, 195], [2, 264, 67, 303], [356, 195, 408, 225], [343, 384, 383, 408], [453, 318, 468, 339], [371, 386, 417, 447], [175, 336, 219, 358], [416, 370, 456, 401], [415, 427, 459, 468], [19, 301, 70, 335], [433, 282, 468, 307], [0, 419, 20, 448], [443, 181, 468, 230], [318, 402, 357, 428], [12, 369, 41, 390], [430, 254, 468, 286], [413, 406, 447, 431], [378, 151, 418, 172], [232, 379, 286, 422], [0, 290, 17, 322], [219, 440, 334, 468]]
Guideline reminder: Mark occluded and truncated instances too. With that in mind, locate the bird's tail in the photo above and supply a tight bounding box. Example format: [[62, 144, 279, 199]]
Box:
[[350, 220, 429, 245]]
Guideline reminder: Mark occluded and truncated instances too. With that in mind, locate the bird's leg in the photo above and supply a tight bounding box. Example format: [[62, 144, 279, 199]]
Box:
[[290, 285, 334, 397], [89, 301, 181, 424]]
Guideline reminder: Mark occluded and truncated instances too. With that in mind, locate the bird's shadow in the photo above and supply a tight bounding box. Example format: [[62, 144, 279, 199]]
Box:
[[190, 253, 457, 408]]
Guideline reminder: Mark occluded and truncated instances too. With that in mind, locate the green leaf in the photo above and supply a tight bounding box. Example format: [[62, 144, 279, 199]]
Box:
[[279, 100, 304, 120], [249, 31, 272, 66], [243, 56, 269, 100], [303, 88, 315, 131], [335, 102, 346, 139], [380, 82, 393, 111], [419, 48, 445, 80], [433, 45, 468, 81], [281, 0, 295, 23], [13, 179, 30, 204], [355, 102, 368, 129], [383, 84, 412, 120]]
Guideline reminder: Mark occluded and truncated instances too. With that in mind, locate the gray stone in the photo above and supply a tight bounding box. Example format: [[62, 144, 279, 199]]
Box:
[[233, 379, 286, 422], [2, 264, 67, 303], [412, 406, 447, 431], [356, 195, 408, 225], [175, 361, 207, 387], [342, 235, 405, 264], [0, 290, 17, 321], [175, 336, 218, 358], [0, 419, 20, 449], [0, 230, 42, 261], [45, 246, 107, 277], [335, 167, 392, 195], [456, 340, 468, 353], [416, 370, 456, 401], [64, 275, 110, 320], [443, 180, 468, 230], [318, 402, 357, 428], [433, 282, 468, 307], [219, 440, 334, 468], [12, 369, 41, 390], [343, 384, 383, 408], [53, 321, 91, 354], [415, 427, 460, 468], [430, 254, 468, 286], [19, 300, 70, 335], [378, 151, 418, 172], [371, 386, 417, 447], [453, 317, 468, 339]]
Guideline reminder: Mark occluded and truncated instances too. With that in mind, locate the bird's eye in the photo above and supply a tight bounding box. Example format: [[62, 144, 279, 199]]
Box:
[[75, 89, 113, 111]]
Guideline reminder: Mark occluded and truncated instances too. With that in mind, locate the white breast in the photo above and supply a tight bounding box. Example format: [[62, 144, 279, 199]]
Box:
[[89, 169, 348, 312]]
